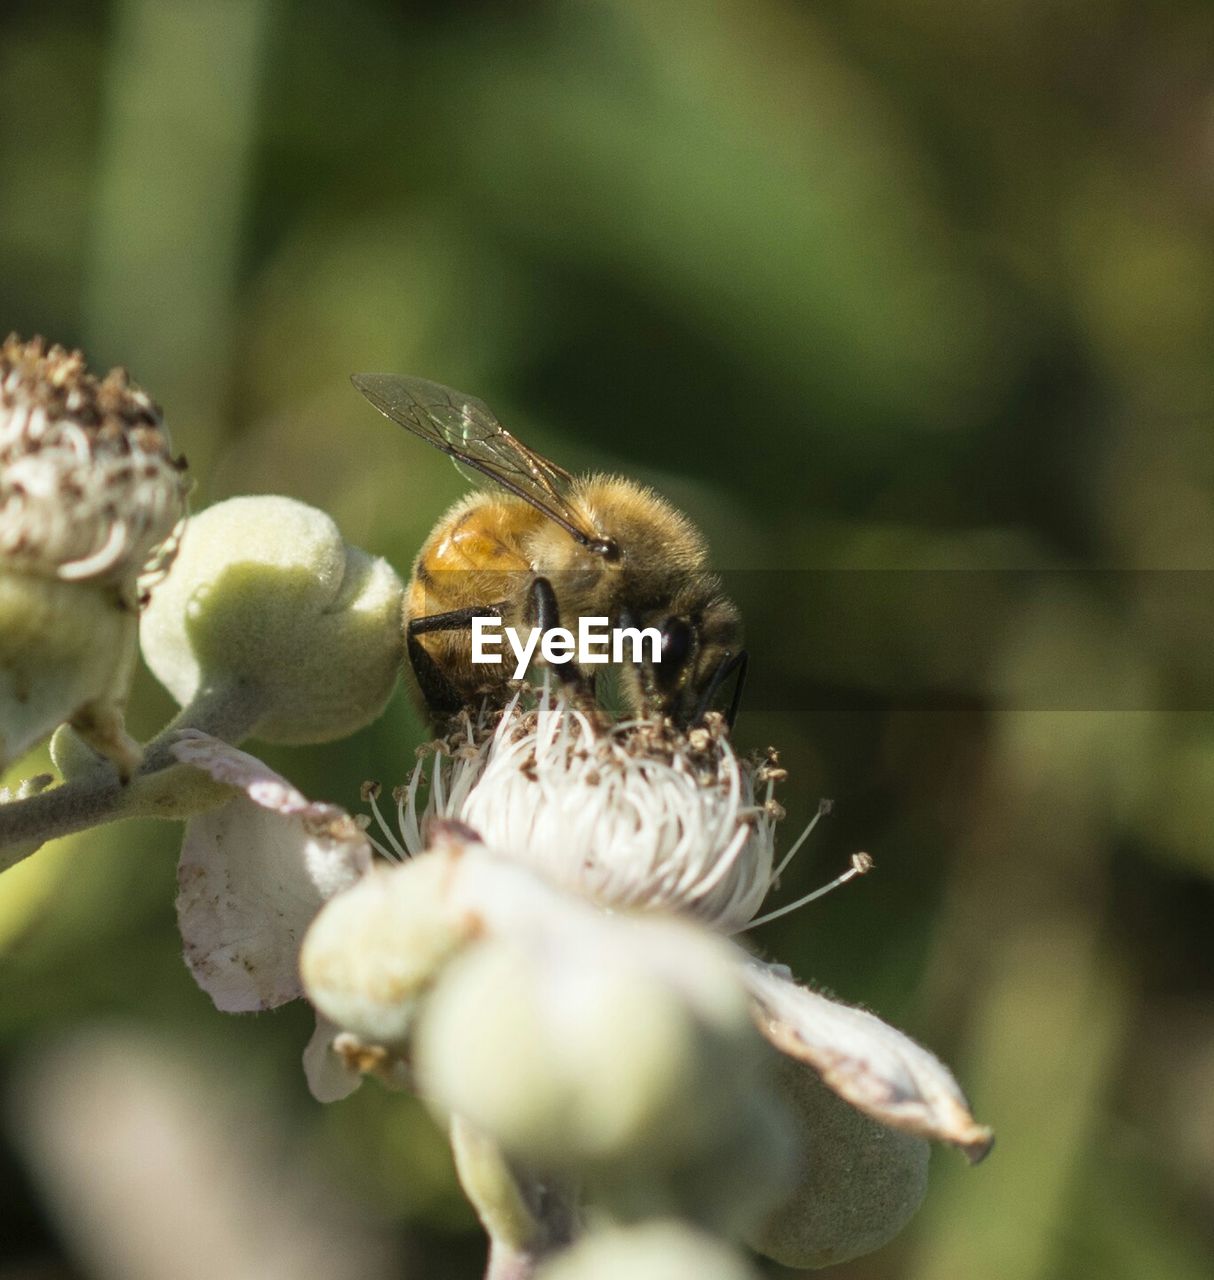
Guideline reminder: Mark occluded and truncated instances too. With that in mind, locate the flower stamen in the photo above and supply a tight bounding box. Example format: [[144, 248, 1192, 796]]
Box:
[[745, 851, 875, 930], [359, 780, 408, 861], [766, 797, 834, 891]]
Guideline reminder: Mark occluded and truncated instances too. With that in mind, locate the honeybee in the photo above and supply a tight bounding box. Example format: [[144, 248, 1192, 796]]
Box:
[[352, 373, 746, 726]]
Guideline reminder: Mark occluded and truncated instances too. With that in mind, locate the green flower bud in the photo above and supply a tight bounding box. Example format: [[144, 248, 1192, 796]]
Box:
[[140, 495, 402, 743], [414, 915, 789, 1215], [0, 575, 137, 773], [300, 854, 476, 1045], [596, 1071, 794, 1240], [418, 935, 707, 1166], [0, 335, 188, 775], [746, 1051, 930, 1268], [536, 1222, 761, 1280]]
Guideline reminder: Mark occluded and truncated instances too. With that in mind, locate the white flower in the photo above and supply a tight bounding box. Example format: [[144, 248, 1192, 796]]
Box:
[[169, 687, 992, 1265], [0, 335, 189, 775], [0, 333, 188, 591], [381, 692, 786, 931], [171, 730, 370, 1012]]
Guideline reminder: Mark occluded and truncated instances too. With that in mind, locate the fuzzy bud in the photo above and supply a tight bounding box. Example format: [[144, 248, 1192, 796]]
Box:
[[746, 1050, 930, 1268], [140, 495, 402, 743], [300, 854, 477, 1045], [415, 914, 793, 1227], [536, 1222, 762, 1280]]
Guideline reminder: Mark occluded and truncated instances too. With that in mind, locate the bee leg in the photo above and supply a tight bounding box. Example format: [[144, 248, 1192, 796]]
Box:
[[725, 649, 748, 728], [691, 649, 749, 728], [527, 576, 588, 695], [407, 604, 505, 635], [406, 602, 507, 719], [617, 606, 659, 713], [622, 604, 671, 716], [407, 631, 464, 718]]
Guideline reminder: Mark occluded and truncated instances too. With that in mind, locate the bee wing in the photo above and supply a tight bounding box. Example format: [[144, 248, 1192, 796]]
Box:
[[352, 373, 606, 548]]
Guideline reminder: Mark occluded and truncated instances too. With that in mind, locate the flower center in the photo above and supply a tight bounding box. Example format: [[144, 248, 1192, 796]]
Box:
[[358, 685, 855, 934]]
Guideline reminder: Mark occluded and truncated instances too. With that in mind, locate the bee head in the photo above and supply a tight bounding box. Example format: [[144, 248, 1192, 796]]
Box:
[[652, 597, 746, 728]]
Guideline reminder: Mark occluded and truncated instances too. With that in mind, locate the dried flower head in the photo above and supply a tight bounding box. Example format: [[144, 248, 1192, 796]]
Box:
[[0, 334, 189, 593]]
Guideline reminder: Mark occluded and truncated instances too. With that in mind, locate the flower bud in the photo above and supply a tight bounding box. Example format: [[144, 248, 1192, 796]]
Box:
[[0, 576, 138, 773], [414, 913, 790, 1221], [417, 935, 708, 1166], [300, 854, 476, 1045], [0, 335, 188, 774], [746, 1050, 930, 1268], [597, 1070, 794, 1239], [536, 1223, 762, 1280], [140, 495, 402, 743]]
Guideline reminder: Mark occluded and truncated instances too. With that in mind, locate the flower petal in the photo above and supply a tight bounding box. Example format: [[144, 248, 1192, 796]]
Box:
[[302, 1014, 363, 1103], [173, 732, 371, 1012], [741, 958, 993, 1162]]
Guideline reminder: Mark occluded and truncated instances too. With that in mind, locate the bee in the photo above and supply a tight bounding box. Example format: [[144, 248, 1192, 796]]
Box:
[[352, 373, 746, 727]]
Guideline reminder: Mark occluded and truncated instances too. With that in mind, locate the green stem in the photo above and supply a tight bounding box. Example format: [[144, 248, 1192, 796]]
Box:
[[450, 1116, 578, 1280], [0, 681, 266, 869], [484, 1240, 544, 1280]]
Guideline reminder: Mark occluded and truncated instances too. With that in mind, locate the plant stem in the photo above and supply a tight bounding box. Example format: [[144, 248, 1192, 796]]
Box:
[[450, 1117, 578, 1280], [0, 683, 265, 868], [484, 1240, 543, 1280]]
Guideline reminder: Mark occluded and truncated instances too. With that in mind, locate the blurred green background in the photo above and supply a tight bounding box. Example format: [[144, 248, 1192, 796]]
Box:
[[3, 1, 1213, 1276]]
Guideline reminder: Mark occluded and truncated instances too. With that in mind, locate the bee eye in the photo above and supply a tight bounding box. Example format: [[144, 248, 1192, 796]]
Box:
[[657, 616, 693, 687], [590, 537, 621, 561]]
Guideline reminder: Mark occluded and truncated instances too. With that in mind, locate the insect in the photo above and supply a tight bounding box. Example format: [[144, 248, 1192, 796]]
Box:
[[352, 373, 746, 727]]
